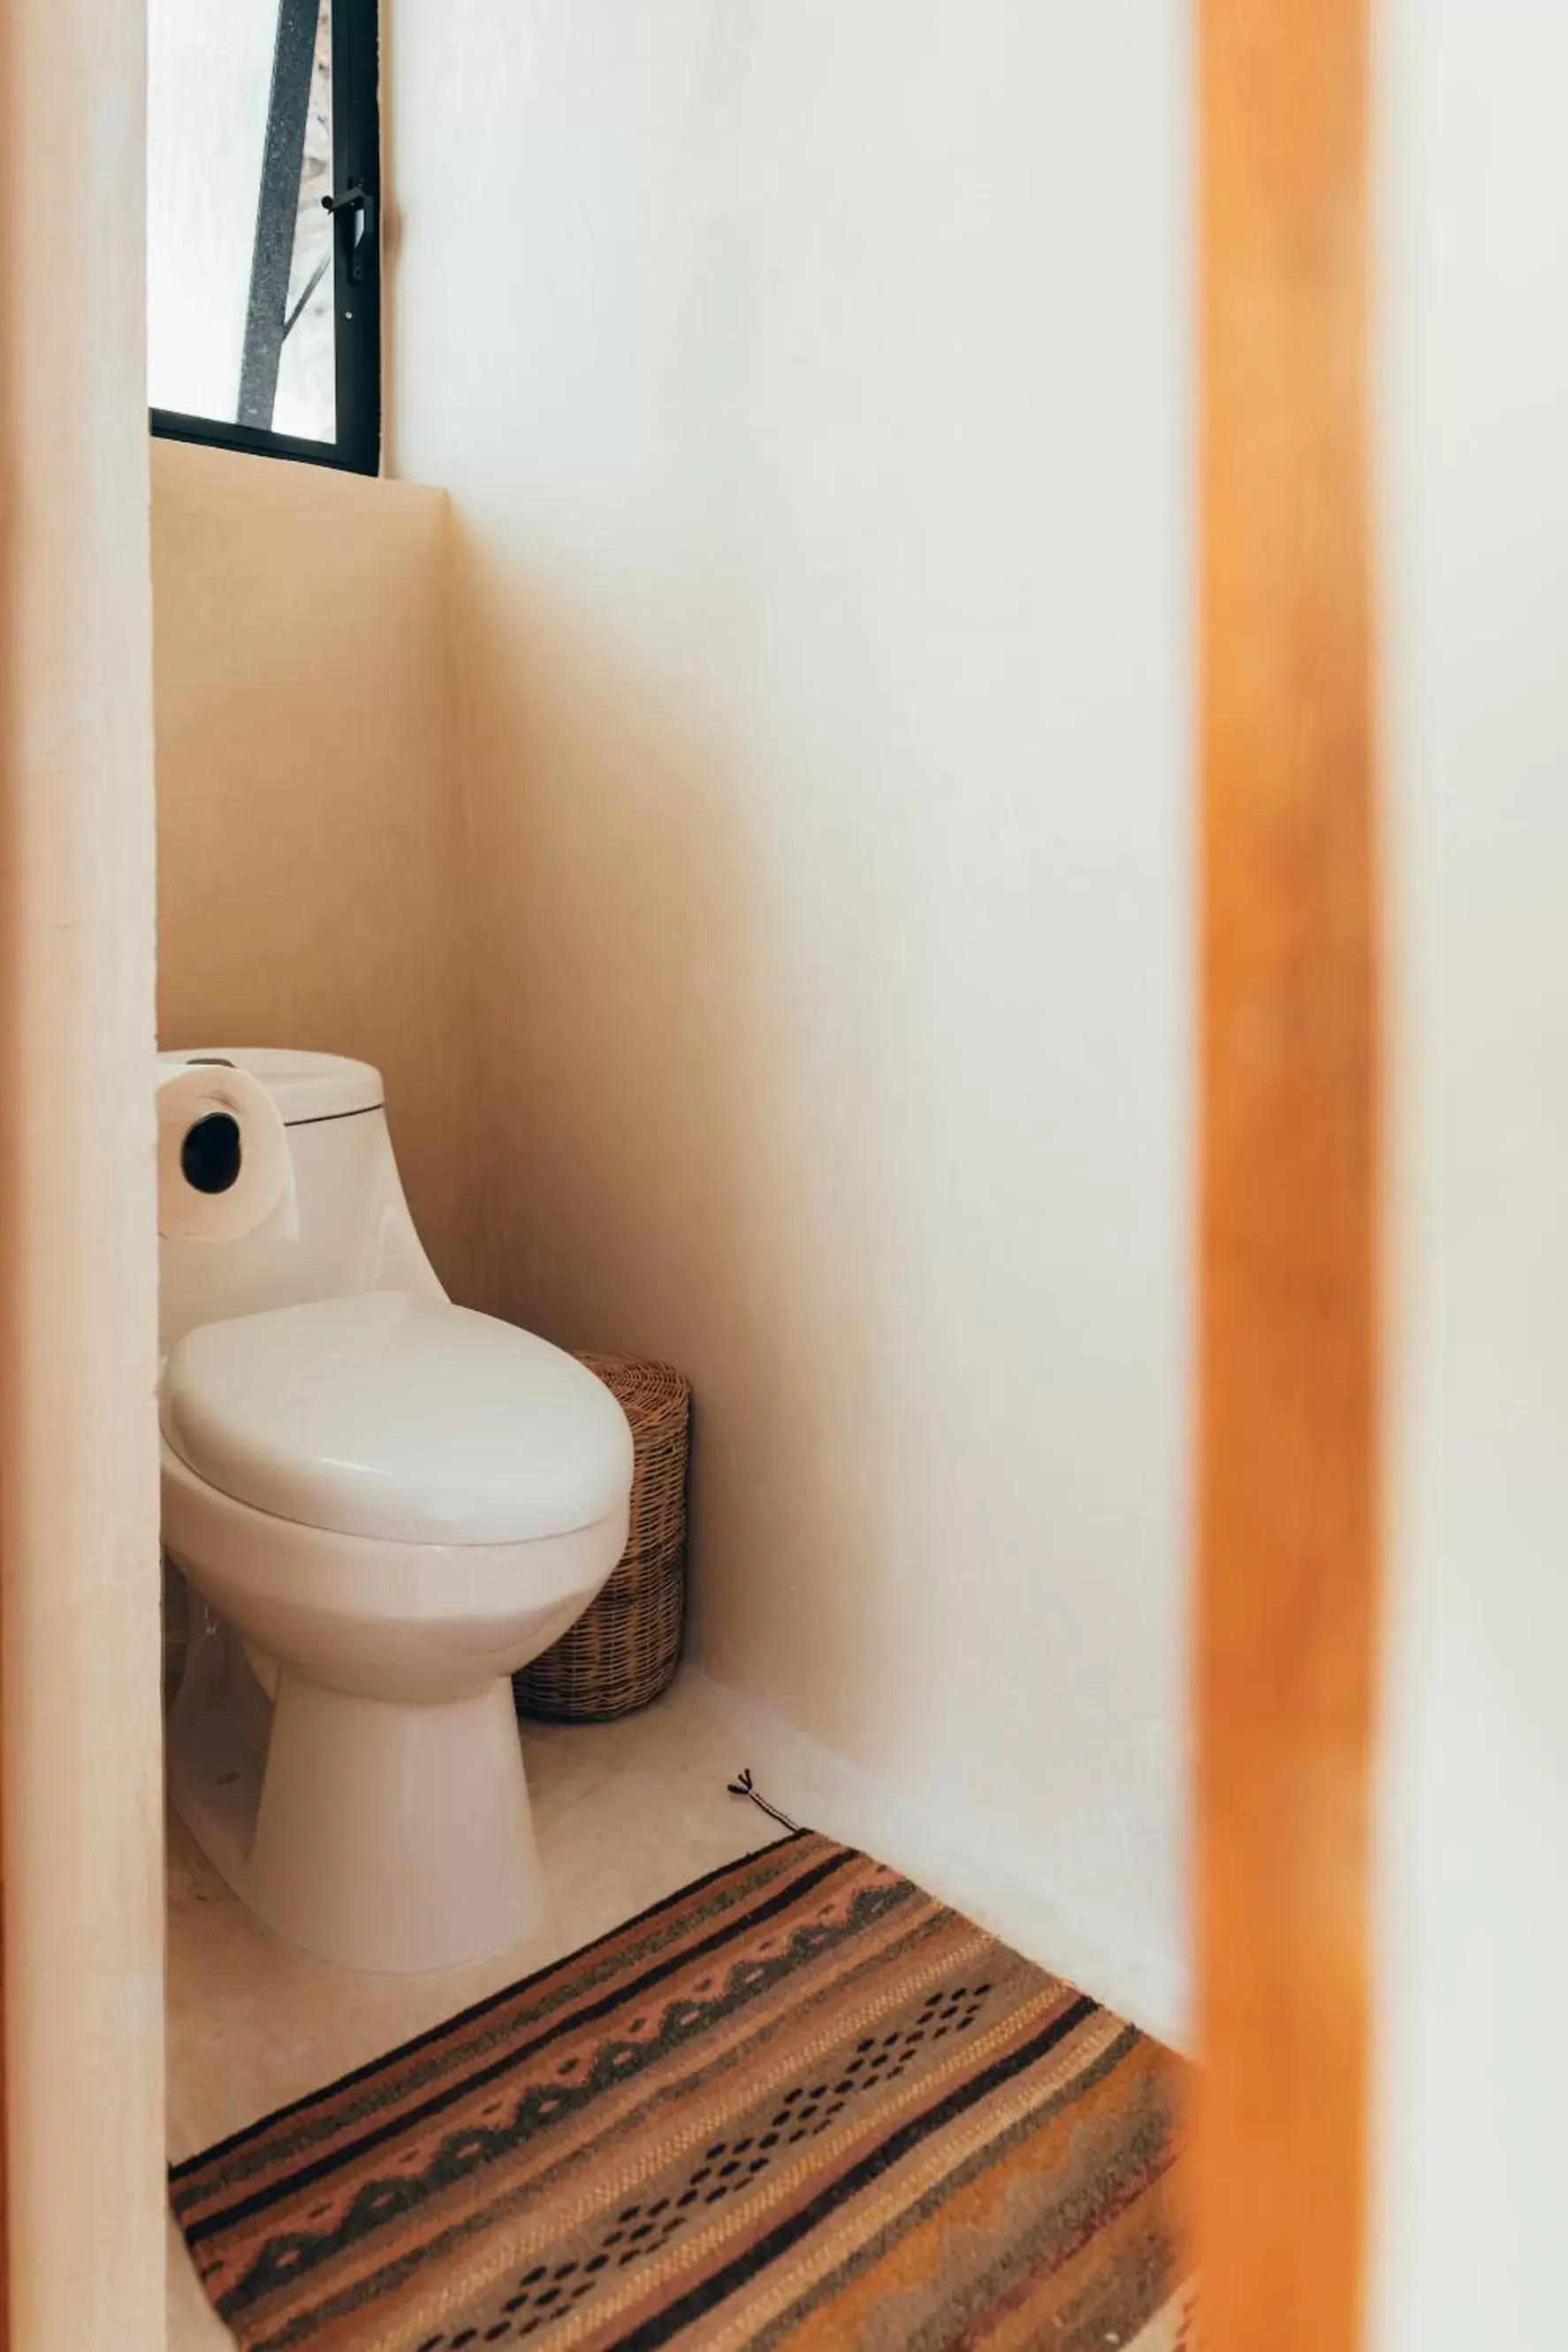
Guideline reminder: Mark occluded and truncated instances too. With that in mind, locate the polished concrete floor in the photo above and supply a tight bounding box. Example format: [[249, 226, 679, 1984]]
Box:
[[165, 1671, 770, 2350]]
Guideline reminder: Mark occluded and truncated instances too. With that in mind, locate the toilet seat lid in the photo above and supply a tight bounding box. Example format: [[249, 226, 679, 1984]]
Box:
[[160, 1291, 635, 1545]]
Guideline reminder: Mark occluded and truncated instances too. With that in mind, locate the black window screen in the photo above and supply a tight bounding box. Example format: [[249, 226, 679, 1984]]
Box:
[[148, 0, 379, 474]]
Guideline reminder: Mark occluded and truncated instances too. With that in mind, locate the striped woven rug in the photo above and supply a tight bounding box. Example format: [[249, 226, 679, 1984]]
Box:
[[171, 1831, 1191, 2352]]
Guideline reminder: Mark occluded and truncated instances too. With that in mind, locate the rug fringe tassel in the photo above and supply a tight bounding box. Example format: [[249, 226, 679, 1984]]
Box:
[[726, 1768, 801, 1834]]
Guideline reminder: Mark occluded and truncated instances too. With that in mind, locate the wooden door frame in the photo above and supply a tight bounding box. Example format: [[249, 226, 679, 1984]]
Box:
[[1198, 3, 1377, 2348]]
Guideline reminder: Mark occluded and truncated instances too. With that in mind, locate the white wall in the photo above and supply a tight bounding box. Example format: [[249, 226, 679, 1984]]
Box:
[[1374, 3, 1568, 2342], [392, 0, 1191, 2038]]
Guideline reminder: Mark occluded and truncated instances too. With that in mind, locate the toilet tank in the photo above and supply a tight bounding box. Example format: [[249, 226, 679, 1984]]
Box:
[[158, 1048, 445, 1352]]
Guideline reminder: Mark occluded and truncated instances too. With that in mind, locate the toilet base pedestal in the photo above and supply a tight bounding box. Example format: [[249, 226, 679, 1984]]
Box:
[[169, 1615, 545, 1974]]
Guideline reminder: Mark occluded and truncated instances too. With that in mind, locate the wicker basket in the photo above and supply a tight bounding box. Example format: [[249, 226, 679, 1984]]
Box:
[[513, 1353, 690, 1722]]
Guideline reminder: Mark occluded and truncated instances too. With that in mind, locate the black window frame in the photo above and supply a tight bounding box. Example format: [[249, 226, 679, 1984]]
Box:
[[150, 0, 381, 476]]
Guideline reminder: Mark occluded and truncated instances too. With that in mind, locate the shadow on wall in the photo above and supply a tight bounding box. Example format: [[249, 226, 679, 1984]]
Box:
[[445, 521, 913, 1769], [151, 440, 483, 1305]]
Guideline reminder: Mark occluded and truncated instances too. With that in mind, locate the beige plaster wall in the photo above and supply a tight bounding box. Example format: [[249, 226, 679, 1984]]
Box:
[[151, 438, 482, 1304], [392, 1, 1192, 2038], [1, 0, 166, 2335]]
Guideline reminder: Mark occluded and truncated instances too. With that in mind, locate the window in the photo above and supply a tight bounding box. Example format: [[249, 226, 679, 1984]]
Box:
[[148, 0, 380, 474]]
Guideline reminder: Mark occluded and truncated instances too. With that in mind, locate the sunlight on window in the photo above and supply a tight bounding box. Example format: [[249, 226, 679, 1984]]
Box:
[[148, 0, 335, 445]]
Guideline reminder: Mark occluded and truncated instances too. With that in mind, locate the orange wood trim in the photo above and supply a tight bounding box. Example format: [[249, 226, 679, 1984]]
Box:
[[1197, 2, 1377, 2348]]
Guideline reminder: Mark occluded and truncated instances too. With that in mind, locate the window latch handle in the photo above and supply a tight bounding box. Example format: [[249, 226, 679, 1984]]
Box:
[[321, 179, 373, 285]]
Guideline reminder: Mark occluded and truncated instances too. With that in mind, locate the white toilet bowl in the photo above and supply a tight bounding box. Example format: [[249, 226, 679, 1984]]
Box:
[[159, 1051, 636, 1974]]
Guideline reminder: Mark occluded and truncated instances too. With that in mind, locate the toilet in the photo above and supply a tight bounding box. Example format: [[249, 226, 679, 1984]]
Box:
[[160, 1047, 634, 1974]]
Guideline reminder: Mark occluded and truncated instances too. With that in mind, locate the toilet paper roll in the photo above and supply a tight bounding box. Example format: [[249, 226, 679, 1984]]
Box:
[[156, 1059, 297, 1242]]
